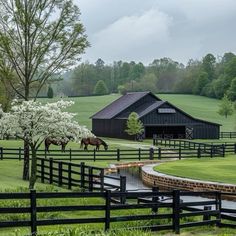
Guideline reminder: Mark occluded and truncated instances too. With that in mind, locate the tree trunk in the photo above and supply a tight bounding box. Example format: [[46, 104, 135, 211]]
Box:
[[23, 141, 30, 180], [29, 147, 37, 189]]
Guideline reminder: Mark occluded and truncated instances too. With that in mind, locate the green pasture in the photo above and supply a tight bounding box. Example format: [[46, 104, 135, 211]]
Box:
[[0, 159, 236, 236], [154, 154, 236, 184], [40, 94, 235, 131]]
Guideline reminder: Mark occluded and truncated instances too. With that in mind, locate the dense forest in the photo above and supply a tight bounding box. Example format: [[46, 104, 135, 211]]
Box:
[[53, 52, 236, 101], [1, 52, 236, 110]]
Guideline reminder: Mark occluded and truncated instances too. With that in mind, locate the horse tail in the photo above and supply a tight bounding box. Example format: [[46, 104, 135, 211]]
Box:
[[45, 138, 49, 152]]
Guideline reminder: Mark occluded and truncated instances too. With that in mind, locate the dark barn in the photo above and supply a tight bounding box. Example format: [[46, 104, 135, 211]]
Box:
[[91, 92, 220, 139]]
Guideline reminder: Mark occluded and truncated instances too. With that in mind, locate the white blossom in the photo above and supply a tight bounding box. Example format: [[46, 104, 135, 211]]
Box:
[[0, 100, 94, 149]]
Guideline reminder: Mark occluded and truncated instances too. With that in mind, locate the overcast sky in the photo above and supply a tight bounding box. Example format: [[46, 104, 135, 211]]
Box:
[[76, 0, 236, 65]]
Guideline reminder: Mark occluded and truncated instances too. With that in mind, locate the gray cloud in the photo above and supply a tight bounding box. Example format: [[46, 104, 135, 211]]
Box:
[[76, 0, 236, 65]]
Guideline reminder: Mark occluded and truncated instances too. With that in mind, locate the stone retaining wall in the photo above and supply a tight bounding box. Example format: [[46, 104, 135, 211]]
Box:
[[105, 160, 163, 174], [142, 164, 236, 193]]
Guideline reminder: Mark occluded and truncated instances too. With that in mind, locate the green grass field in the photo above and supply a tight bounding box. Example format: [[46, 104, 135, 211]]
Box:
[[0, 93, 235, 235], [154, 155, 236, 184], [40, 94, 236, 131]]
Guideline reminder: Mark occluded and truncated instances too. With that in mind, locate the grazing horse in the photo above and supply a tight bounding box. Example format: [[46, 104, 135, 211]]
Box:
[[45, 136, 72, 152], [80, 137, 108, 151]]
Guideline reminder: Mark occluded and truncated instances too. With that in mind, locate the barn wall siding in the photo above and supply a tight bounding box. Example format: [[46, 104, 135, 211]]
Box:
[[92, 119, 130, 139]]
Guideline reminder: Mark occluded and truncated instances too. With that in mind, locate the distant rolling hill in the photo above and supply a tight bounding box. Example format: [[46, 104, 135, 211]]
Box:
[[41, 94, 235, 131]]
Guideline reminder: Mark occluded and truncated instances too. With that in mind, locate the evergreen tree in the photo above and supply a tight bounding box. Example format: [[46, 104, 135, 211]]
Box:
[[218, 95, 234, 118], [125, 112, 144, 140], [93, 80, 109, 95], [47, 86, 54, 98]]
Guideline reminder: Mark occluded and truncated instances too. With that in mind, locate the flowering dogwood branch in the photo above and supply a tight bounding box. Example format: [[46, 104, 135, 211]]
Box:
[[0, 100, 93, 188]]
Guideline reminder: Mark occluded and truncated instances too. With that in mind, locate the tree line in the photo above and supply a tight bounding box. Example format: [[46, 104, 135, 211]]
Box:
[[52, 52, 236, 102]]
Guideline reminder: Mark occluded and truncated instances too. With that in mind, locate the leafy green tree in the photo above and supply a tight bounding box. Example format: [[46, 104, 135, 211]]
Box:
[[202, 53, 216, 80], [0, 0, 89, 180], [47, 86, 54, 99], [227, 77, 236, 101], [117, 85, 127, 95], [125, 112, 144, 140], [193, 71, 209, 94], [93, 80, 109, 95], [218, 95, 234, 118]]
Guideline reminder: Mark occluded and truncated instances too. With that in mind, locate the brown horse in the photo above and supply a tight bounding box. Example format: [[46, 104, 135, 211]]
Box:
[[45, 136, 72, 152], [80, 137, 108, 151]]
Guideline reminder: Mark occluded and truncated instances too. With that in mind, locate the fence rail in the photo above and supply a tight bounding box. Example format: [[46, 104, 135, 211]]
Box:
[[0, 189, 229, 235], [153, 138, 236, 155], [220, 132, 236, 139], [36, 158, 126, 194], [0, 145, 228, 162]]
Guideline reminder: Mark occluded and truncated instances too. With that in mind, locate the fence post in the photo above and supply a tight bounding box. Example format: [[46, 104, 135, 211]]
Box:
[[120, 176, 126, 204], [93, 149, 96, 162], [0, 147, 3, 160], [216, 192, 222, 227], [203, 206, 212, 221], [58, 162, 63, 187], [105, 190, 111, 231], [100, 169, 104, 192], [117, 149, 120, 161], [152, 186, 159, 214], [234, 143, 236, 154], [30, 189, 37, 236], [69, 148, 72, 162], [19, 147, 22, 161], [80, 162, 85, 189], [68, 162, 72, 189], [149, 148, 154, 160], [210, 147, 213, 158], [173, 190, 180, 234], [49, 158, 53, 184], [178, 147, 181, 160], [41, 159, 45, 183], [138, 148, 141, 161], [158, 147, 161, 160], [197, 148, 201, 158], [88, 167, 93, 192], [222, 144, 225, 157]]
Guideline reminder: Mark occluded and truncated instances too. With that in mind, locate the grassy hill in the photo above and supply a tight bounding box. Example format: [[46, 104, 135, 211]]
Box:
[[41, 94, 235, 131]]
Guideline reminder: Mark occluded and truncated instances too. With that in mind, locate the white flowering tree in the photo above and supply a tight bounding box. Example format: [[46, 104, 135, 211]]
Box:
[[0, 100, 93, 189]]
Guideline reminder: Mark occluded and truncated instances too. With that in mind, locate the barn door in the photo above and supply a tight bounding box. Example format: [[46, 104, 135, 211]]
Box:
[[185, 127, 193, 139]]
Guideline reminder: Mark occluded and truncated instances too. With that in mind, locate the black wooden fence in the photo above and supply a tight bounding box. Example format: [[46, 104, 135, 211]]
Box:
[[220, 132, 236, 139], [153, 138, 236, 155], [36, 158, 126, 194], [0, 146, 227, 161], [0, 189, 230, 236]]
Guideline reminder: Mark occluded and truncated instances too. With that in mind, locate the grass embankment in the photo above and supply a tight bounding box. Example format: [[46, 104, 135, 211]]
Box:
[[40, 94, 235, 131], [154, 155, 236, 184]]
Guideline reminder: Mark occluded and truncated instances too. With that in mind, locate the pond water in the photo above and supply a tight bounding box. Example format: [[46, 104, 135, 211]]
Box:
[[106, 166, 236, 210]]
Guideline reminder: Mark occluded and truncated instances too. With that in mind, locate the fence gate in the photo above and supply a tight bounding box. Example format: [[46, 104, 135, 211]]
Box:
[[186, 127, 193, 139]]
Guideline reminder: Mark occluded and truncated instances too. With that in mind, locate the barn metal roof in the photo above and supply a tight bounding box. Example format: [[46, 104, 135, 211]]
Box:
[[91, 91, 159, 119], [91, 91, 221, 126], [116, 101, 165, 119]]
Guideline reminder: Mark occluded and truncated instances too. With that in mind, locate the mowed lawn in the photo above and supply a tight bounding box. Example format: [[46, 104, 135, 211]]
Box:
[[40, 94, 235, 131], [154, 155, 236, 184]]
